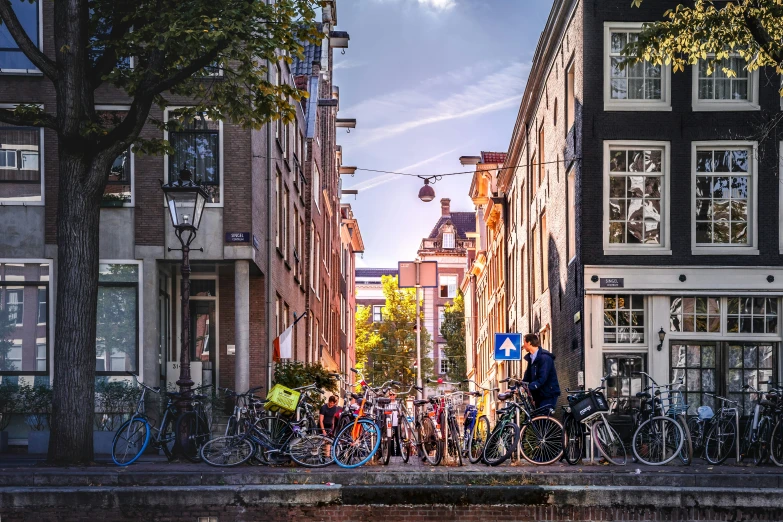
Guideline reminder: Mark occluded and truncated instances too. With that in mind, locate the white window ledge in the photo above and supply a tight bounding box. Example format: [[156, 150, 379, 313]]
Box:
[[691, 247, 759, 256], [692, 101, 760, 112], [0, 69, 42, 75], [604, 101, 673, 112], [603, 248, 672, 256]]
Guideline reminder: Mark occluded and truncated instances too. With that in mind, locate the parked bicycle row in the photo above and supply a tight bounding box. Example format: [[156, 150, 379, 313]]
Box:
[[109, 367, 783, 468]]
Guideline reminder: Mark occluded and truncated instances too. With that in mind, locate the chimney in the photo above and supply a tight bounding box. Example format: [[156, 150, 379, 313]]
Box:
[[441, 198, 451, 217]]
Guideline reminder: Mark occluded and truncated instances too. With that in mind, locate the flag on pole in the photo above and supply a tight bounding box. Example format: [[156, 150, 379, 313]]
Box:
[[273, 324, 294, 362]]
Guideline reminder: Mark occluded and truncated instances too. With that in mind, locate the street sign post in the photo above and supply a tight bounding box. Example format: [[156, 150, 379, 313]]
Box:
[[494, 333, 522, 361], [398, 260, 438, 398]]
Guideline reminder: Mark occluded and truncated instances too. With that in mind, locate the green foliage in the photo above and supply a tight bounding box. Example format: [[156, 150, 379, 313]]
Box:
[[273, 361, 339, 407], [355, 275, 434, 388], [0, 381, 19, 431], [17, 384, 52, 431], [0, 308, 15, 372], [627, 0, 783, 91], [94, 380, 141, 431], [440, 291, 467, 382]]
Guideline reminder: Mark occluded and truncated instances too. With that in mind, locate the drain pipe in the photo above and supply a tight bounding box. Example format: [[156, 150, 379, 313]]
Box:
[[266, 9, 276, 392]]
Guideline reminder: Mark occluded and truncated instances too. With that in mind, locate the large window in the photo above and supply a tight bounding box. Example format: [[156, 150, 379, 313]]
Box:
[[604, 22, 670, 111], [693, 143, 757, 253], [439, 345, 450, 375], [728, 343, 774, 413], [566, 59, 575, 132], [728, 297, 778, 334], [442, 232, 455, 249], [671, 343, 717, 414], [313, 163, 321, 211], [603, 294, 645, 344], [0, 0, 40, 73], [0, 126, 42, 204], [604, 142, 669, 254], [604, 354, 645, 415], [693, 56, 759, 111], [670, 296, 721, 333], [0, 262, 48, 374], [439, 274, 457, 299], [567, 167, 576, 261], [167, 110, 221, 204], [95, 263, 139, 374], [97, 109, 132, 206]]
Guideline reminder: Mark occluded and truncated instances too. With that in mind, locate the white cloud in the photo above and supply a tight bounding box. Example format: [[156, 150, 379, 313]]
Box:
[[417, 0, 456, 10], [333, 59, 365, 71], [346, 148, 459, 192], [342, 61, 530, 149]]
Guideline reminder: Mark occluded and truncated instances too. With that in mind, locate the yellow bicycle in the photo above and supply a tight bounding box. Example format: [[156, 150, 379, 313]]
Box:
[[465, 381, 497, 464]]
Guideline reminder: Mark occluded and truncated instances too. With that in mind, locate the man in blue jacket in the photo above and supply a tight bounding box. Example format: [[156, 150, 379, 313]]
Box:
[[521, 333, 561, 411]]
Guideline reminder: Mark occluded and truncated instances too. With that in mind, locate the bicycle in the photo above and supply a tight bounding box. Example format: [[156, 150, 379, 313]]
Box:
[[331, 368, 383, 468], [764, 382, 783, 466], [702, 393, 740, 465], [561, 375, 626, 465], [739, 382, 775, 465], [630, 372, 684, 466], [393, 383, 433, 464], [111, 374, 180, 466], [427, 378, 467, 466], [464, 381, 496, 464], [687, 403, 717, 460], [175, 384, 214, 463]]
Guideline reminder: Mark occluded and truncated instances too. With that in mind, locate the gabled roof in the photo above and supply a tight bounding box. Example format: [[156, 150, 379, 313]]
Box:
[[481, 151, 507, 164], [356, 268, 398, 279], [427, 212, 475, 240]]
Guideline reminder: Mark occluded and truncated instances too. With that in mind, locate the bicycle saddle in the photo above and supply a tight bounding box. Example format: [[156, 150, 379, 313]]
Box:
[[413, 400, 429, 406], [376, 398, 392, 405], [497, 391, 513, 401]]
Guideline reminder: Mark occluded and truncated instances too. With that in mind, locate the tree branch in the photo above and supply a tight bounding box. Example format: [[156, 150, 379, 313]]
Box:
[[743, 11, 783, 64], [0, 108, 57, 129], [143, 41, 228, 96], [90, 19, 134, 89], [0, 0, 56, 80]]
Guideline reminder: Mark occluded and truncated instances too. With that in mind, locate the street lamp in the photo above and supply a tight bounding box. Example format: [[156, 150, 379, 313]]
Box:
[[418, 178, 435, 203], [656, 327, 666, 351], [161, 169, 208, 420]]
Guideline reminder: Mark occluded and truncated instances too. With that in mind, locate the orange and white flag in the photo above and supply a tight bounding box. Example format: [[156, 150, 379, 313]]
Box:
[[273, 324, 294, 362]]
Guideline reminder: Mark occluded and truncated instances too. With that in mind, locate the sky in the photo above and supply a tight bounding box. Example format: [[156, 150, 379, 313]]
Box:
[[333, 0, 554, 268]]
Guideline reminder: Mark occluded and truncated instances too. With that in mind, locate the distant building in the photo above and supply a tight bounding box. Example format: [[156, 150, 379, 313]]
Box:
[[355, 268, 399, 322]]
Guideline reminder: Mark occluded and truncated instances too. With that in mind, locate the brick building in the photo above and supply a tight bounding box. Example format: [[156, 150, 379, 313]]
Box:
[[417, 198, 475, 382], [493, 0, 783, 416], [0, 0, 363, 443]]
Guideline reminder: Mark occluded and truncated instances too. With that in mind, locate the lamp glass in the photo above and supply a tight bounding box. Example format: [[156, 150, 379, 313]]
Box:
[[658, 327, 666, 343]]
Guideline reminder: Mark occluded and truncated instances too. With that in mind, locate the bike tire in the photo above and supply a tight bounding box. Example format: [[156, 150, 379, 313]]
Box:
[[753, 417, 771, 466], [520, 416, 564, 465], [739, 416, 753, 463], [770, 420, 783, 467], [288, 434, 334, 468], [254, 416, 293, 466], [200, 435, 254, 467], [419, 416, 442, 466], [632, 416, 684, 466], [380, 434, 392, 465], [483, 422, 520, 467], [176, 411, 210, 463], [333, 418, 381, 468], [675, 414, 693, 466], [468, 415, 490, 464], [563, 414, 583, 465], [399, 418, 412, 464], [592, 418, 627, 466], [704, 416, 736, 465], [687, 416, 703, 459], [448, 416, 463, 466], [111, 418, 151, 466]]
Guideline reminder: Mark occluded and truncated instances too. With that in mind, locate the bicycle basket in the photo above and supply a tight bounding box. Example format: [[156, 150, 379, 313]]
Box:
[[265, 384, 301, 415], [571, 390, 609, 423]]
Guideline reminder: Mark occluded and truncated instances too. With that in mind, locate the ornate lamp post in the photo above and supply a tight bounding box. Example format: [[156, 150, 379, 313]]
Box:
[[161, 169, 208, 418]]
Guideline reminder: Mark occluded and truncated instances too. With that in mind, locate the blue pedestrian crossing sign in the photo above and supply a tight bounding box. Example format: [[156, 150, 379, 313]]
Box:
[[494, 333, 522, 361]]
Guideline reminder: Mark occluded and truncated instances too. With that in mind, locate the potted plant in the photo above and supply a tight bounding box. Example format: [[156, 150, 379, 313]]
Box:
[[101, 193, 129, 207], [19, 383, 52, 454], [0, 381, 18, 453], [94, 379, 140, 454]]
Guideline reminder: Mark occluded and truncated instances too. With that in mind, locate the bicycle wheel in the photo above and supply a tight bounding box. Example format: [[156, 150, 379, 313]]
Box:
[[704, 416, 736, 465], [469, 415, 490, 464], [111, 418, 151, 466], [380, 434, 392, 465], [419, 417, 442, 466], [520, 416, 564, 465], [563, 414, 583, 465], [254, 416, 293, 465], [770, 420, 783, 467], [176, 411, 210, 463], [399, 418, 413, 464], [288, 434, 334, 468], [675, 414, 692, 466], [200, 435, 254, 467], [753, 417, 771, 466], [448, 416, 463, 466], [483, 422, 520, 466], [687, 417, 703, 459], [333, 418, 381, 468], [739, 416, 753, 462], [632, 416, 684, 466], [592, 418, 627, 466]]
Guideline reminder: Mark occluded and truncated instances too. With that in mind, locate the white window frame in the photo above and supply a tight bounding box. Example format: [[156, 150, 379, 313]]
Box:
[[0, 0, 44, 75], [372, 305, 383, 323], [97, 105, 134, 207], [440, 274, 457, 299], [163, 107, 224, 208], [313, 162, 320, 212], [442, 232, 455, 249], [0, 103, 45, 206], [602, 140, 671, 255], [692, 55, 760, 112], [603, 22, 672, 112], [691, 141, 758, 255], [97, 259, 144, 377]]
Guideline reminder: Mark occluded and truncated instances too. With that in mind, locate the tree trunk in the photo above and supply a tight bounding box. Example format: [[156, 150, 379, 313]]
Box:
[[47, 152, 104, 465]]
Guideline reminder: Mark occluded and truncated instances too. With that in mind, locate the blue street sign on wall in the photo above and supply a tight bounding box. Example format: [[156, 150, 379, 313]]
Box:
[[494, 333, 522, 361]]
